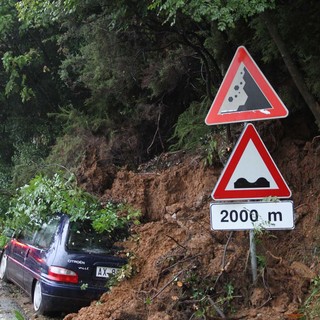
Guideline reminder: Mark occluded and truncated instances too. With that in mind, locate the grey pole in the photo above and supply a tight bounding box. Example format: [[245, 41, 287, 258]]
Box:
[[243, 122, 258, 284], [249, 229, 258, 283]]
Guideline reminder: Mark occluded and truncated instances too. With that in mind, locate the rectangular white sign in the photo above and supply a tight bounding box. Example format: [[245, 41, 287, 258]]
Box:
[[210, 201, 294, 231]]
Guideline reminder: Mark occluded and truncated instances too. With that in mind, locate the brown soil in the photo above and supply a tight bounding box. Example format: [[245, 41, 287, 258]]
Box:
[[64, 119, 320, 320]]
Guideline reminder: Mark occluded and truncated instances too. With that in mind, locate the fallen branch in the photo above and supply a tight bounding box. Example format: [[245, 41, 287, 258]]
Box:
[[166, 235, 188, 251], [151, 269, 185, 301], [161, 253, 203, 274], [266, 250, 283, 264], [222, 231, 233, 269], [151, 264, 193, 301], [147, 109, 164, 154], [207, 296, 226, 319], [258, 268, 272, 309], [244, 248, 250, 275], [212, 231, 234, 291]]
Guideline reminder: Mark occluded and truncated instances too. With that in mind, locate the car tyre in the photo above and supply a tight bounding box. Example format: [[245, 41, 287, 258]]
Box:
[[0, 253, 9, 282], [33, 280, 47, 315]]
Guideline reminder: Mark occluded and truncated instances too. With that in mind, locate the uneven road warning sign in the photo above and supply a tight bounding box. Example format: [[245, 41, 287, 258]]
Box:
[[205, 46, 289, 125], [212, 123, 292, 200]]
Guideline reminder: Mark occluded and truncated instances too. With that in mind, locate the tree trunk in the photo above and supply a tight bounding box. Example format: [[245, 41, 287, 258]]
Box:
[[262, 11, 320, 129]]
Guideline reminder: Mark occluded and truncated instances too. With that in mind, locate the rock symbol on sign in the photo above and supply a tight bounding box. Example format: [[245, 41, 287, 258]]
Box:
[[212, 123, 292, 200], [205, 46, 289, 125]]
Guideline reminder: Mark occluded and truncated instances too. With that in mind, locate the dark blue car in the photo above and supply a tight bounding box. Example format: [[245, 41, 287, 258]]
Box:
[[0, 214, 126, 315]]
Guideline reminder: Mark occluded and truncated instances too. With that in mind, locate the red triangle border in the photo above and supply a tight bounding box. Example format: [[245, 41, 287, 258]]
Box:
[[212, 124, 292, 200]]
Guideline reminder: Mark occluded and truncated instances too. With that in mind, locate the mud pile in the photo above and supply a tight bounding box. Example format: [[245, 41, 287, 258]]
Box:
[[66, 119, 320, 320]]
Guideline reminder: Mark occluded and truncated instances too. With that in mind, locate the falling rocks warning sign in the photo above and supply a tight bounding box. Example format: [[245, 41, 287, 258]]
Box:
[[205, 46, 289, 125]]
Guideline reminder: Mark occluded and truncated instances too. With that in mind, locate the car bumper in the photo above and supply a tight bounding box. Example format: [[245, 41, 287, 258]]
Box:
[[40, 278, 107, 312]]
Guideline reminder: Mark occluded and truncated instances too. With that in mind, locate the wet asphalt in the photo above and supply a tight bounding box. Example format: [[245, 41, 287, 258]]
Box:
[[0, 281, 63, 320], [0, 281, 27, 319]]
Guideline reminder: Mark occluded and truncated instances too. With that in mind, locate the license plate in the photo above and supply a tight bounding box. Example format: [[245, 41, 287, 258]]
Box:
[[96, 266, 118, 278]]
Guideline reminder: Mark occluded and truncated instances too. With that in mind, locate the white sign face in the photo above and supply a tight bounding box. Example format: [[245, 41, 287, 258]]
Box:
[[219, 63, 248, 114], [225, 139, 278, 191], [210, 201, 294, 231]]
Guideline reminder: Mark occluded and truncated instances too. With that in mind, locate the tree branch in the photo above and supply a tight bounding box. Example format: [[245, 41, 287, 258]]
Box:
[[262, 11, 320, 128]]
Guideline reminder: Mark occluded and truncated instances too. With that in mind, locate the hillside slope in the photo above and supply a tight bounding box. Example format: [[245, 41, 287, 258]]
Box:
[[65, 116, 320, 320]]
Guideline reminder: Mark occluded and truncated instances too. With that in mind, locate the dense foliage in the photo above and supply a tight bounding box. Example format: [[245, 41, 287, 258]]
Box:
[[3, 173, 140, 238], [0, 0, 319, 227]]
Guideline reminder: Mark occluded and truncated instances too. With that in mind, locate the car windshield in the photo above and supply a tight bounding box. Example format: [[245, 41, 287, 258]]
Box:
[[66, 220, 117, 254]]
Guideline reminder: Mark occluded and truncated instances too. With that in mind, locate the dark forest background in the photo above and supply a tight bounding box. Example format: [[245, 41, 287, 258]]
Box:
[[0, 0, 319, 214]]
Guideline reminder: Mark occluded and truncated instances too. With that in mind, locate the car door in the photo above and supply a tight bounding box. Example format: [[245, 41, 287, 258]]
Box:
[[23, 217, 60, 294], [8, 229, 34, 288]]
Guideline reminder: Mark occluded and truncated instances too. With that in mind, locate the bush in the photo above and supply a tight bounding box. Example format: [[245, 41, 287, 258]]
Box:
[[44, 130, 89, 174], [169, 100, 210, 151]]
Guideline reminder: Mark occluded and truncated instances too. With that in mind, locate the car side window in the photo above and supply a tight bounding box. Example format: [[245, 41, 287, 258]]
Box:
[[16, 228, 35, 244], [33, 217, 60, 249]]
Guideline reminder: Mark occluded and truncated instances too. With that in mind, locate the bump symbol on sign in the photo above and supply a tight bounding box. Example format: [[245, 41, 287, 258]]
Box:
[[234, 177, 270, 189]]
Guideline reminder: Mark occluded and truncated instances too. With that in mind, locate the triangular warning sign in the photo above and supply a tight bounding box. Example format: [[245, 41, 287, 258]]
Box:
[[212, 123, 291, 200], [205, 46, 289, 125]]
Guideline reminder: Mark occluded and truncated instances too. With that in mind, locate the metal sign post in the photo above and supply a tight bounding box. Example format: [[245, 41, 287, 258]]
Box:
[[249, 229, 257, 283], [244, 121, 257, 284]]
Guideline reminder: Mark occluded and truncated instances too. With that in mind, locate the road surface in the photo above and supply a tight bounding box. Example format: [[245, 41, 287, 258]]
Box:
[[0, 281, 27, 319], [0, 281, 63, 320]]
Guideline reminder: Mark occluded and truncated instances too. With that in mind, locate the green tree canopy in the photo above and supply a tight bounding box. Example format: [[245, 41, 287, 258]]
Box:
[[0, 0, 319, 220]]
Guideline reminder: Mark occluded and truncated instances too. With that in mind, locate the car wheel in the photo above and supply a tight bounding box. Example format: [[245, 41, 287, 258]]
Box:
[[0, 253, 9, 282], [33, 280, 47, 315]]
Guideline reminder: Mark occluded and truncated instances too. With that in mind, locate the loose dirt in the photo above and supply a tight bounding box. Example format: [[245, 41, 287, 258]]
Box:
[[63, 117, 320, 319]]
